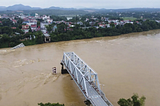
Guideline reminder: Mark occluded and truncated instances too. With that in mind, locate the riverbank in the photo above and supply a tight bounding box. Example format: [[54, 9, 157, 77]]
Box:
[[4, 28, 160, 49]]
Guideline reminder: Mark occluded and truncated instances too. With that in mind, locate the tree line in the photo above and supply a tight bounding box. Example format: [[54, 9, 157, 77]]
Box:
[[38, 94, 146, 106], [49, 19, 160, 42]]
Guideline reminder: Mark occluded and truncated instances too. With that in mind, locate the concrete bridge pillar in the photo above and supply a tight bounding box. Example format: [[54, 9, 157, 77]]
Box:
[[60, 63, 68, 74], [84, 99, 91, 106]]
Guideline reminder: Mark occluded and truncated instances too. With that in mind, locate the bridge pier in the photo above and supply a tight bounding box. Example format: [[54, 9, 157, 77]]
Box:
[[84, 99, 91, 106], [60, 63, 68, 74]]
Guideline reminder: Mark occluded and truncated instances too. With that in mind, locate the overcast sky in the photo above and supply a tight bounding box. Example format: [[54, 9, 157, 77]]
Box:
[[1, 0, 160, 9]]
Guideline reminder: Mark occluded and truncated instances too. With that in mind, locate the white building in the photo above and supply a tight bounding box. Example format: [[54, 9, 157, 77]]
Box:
[[40, 23, 49, 29], [46, 18, 53, 23], [42, 15, 50, 20]]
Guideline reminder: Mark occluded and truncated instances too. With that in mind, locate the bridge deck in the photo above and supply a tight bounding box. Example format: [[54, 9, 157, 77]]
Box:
[[86, 81, 109, 106]]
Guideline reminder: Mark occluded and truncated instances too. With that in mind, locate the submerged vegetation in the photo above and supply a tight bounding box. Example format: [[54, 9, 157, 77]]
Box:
[[38, 103, 64, 106]]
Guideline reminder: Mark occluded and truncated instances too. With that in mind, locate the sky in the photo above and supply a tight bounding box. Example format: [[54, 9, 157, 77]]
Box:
[[1, 0, 160, 9]]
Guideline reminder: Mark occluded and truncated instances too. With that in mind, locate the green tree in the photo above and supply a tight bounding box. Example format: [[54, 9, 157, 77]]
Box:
[[16, 18, 23, 25], [35, 31, 44, 44], [46, 24, 55, 33], [57, 23, 67, 33], [110, 22, 115, 28], [118, 94, 146, 106], [37, 21, 40, 27]]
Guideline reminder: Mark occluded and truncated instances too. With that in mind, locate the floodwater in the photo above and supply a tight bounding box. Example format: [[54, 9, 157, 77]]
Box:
[[0, 30, 160, 106]]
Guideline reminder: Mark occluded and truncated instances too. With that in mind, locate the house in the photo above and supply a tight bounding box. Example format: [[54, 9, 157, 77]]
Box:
[[46, 18, 53, 23], [11, 27, 16, 29], [23, 18, 37, 26], [30, 19, 37, 24], [23, 18, 29, 21], [37, 26, 41, 31], [22, 29, 29, 33], [67, 17, 72, 20], [52, 25, 57, 32], [40, 22, 49, 29], [22, 25, 29, 33], [69, 24, 75, 28], [22, 21, 29, 24], [156, 20, 160, 23], [12, 19, 17, 24], [85, 18, 89, 22], [105, 18, 109, 21], [77, 21, 83, 25], [20, 15, 26, 19], [35, 13, 39, 18], [15, 32, 20, 35], [44, 33, 51, 42], [42, 15, 50, 20], [136, 21, 141, 25], [106, 24, 110, 28], [27, 22, 36, 26], [41, 29, 47, 34], [89, 21, 95, 26], [31, 24, 37, 31], [22, 25, 29, 29]]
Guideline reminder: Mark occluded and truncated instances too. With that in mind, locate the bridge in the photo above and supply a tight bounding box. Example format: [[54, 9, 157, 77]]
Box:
[[60, 52, 113, 106], [11, 43, 25, 49]]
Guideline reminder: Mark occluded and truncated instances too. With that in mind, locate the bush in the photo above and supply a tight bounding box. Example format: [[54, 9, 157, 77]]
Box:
[[118, 94, 146, 106]]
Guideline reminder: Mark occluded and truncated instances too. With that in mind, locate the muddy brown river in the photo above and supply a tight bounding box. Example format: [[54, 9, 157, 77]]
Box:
[[0, 30, 160, 106]]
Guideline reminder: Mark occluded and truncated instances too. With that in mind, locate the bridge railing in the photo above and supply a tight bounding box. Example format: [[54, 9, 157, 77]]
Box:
[[11, 43, 25, 49]]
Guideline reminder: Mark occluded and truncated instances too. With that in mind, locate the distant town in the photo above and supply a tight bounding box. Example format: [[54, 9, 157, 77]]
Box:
[[1, 6, 160, 48]]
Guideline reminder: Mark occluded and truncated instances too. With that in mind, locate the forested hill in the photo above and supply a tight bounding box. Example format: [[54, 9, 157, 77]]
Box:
[[0, 9, 88, 15], [96, 8, 160, 13], [1, 4, 160, 16], [23, 9, 88, 15]]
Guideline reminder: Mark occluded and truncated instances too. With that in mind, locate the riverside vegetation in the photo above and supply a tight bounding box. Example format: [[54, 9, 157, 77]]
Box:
[[38, 94, 146, 106], [1, 17, 160, 48]]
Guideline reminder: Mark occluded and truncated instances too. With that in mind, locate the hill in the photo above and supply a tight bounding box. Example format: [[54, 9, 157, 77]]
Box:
[[0, 4, 41, 11]]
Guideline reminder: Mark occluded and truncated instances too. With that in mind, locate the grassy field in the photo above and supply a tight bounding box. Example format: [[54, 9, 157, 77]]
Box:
[[122, 17, 137, 21]]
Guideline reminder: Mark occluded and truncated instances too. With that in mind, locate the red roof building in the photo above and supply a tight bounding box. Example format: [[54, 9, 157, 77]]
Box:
[[31, 24, 37, 28], [22, 25, 29, 29], [31, 24, 37, 31], [12, 19, 17, 24], [11, 27, 17, 29]]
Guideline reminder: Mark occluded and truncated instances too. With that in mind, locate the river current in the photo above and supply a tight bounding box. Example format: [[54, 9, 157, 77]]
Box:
[[0, 30, 160, 106]]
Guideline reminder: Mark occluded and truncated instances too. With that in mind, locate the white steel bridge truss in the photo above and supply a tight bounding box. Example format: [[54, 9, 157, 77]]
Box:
[[61, 52, 113, 106]]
